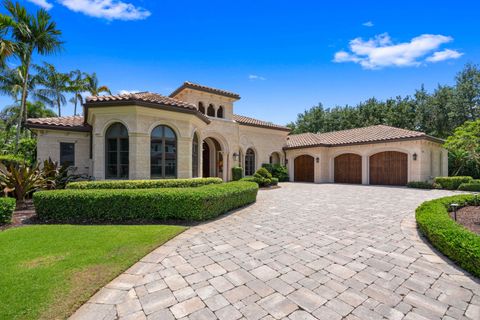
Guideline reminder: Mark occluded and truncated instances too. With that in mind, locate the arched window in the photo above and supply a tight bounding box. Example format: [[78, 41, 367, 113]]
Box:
[[198, 102, 205, 114], [151, 125, 177, 179], [192, 132, 199, 178], [245, 148, 256, 176], [217, 106, 224, 118], [105, 122, 129, 179], [207, 104, 215, 117]]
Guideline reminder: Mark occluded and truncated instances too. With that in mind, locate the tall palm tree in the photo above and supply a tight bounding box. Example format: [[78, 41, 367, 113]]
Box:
[[68, 69, 85, 115], [0, 0, 63, 149], [0, 39, 16, 69], [84, 72, 111, 96], [34, 62, 70, 116]]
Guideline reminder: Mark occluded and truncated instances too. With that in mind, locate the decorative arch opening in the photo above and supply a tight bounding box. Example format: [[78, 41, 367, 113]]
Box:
[[198, 102, 205, 114], [217, 106, 224, 118], [192, 132, 199, 178], [105, 122, 129, 179], [203, 137, 223, 178], [151, 125, 177, 179], [245, 148, 256, 176], [207, 104, 215, 117], [270, 152, 281, 165]]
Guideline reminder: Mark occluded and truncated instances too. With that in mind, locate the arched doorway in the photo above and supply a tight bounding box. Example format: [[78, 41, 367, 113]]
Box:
[[334, 153, 362, 184], [202, 137, 223, 179], [294, 155, 314, 182], [369, 151, 408, 185]]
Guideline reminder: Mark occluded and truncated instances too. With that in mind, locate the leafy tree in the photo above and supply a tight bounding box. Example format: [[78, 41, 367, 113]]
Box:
[[444, 119, 480, 178], [34, 62, 70, 116], [0, 0, 63, 149]]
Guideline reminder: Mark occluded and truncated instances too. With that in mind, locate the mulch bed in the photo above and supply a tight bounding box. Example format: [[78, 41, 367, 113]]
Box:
[[449, 206, 480, 235]]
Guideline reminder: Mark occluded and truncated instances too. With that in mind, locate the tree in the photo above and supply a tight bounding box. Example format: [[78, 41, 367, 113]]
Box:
[[0, 0, 63, 150], [34, 62, 70, 116], [68, 69, 85, 115], [444, 119, 480, 178], [84, 72, 111, 96]]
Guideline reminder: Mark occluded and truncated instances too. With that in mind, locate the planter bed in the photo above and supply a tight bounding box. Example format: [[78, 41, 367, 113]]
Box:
[[415, 194, 480, 277]]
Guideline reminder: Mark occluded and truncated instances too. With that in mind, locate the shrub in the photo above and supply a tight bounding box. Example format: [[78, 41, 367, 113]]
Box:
[[262, 164, 289, 182], [242, 168, 279, 187], [434, 176, 473, 190], [0, 197, 16, 224], [67, 177, 222, 189], [406, 181, 435, 189], [458, 182, 480, 192], [271, 177, 279, 186], [232, 167, 243, 181], [34, 181, 258, 223], [416, 194, 480, 277], [0, 155, 24, 167], [0, 163, 47, 204]]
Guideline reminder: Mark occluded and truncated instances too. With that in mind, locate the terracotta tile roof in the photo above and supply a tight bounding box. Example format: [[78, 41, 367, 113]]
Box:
[[233, 114, 291, 132], [86, 91, 197, 110], [170, 81, 241, 100], [285, 125, 442, 149], [26, 116, 91, 132]]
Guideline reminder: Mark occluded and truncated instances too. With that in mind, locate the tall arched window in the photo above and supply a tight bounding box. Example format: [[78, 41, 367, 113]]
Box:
[[105, 122, 129, 179], [217, 106, 224, 118], [192, 132, 199, 178], [151, 125, 177, 178], [198, 102, 205, 114], [207, 104, 215, 117], [245, 148, 256, 176]]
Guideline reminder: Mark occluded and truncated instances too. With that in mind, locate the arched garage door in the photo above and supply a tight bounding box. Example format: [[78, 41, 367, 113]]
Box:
[[369, 151, 408, 186], [334, 153, 362, 184], [294, 155, 314, 182]]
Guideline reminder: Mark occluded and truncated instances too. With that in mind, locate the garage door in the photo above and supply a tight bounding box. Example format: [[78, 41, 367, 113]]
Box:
[[369, 151, 407, 186], [294, 155, 314, 182], [334, 153, 362, 184]]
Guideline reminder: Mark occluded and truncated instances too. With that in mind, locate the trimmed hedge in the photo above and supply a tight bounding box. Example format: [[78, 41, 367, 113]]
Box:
[[406, 181, 436, 189], [0, 197, 16, 224], [232, 167, 243, 181], [434, 176, 473, 190], [34, 181, 258, 223], [458, 182, 480, 192], [66, 177, 222, 190], [415, 194, 480, 277]]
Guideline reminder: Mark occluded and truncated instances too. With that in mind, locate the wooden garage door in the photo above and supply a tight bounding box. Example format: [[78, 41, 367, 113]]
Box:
[[334, 153, 362, 184], [294, 155, 314, 182], [369, 151, 408, 186]]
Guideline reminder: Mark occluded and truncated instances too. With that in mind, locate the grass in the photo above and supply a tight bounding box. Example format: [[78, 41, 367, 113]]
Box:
[[0, 224, 185, 320]]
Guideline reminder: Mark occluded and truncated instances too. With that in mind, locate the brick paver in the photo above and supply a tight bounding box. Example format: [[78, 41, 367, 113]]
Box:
[[70, 183, 480, 319]]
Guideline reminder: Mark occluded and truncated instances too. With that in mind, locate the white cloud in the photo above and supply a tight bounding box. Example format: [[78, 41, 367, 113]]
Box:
[[248, 74, 266, 81], [58, 0, 151, 21], [333, 33, 462, 69], [27, 0, 53, 10], [362, 21, 374, 27], [118, 90, 140, 95], [426, 49, 463, 62]]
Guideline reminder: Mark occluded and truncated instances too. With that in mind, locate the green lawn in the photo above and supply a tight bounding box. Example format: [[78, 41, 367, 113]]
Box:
[[0, 224, 185, 320]]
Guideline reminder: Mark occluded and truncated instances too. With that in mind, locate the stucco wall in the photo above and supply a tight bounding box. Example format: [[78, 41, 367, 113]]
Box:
[[35, 129, 91, 175], [285, 139, 447, 184]]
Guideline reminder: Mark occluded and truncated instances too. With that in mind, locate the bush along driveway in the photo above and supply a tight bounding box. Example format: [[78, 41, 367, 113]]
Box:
[[71, 184, 480, 320]]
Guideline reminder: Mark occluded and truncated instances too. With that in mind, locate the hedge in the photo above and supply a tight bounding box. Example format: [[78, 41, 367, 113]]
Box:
[[406, 181, 436, 189], [415, 194, 480, 277], [434, 176, 473, 190], [232, 167, 243, 181], [66, 177, 222, 189], [458, 182, 480, 192], [34, 181, 258, 223], [0, 197, 16, 224]]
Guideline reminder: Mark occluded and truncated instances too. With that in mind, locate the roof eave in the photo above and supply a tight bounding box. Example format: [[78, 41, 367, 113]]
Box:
[[237, 122, 291, 132], [26, 123, 92, 133], [84, 100, 211, 124], [169, 84, 241, 100]]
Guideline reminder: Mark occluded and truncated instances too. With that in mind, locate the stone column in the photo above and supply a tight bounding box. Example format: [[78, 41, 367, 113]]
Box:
[[177, 137, 192, 179]]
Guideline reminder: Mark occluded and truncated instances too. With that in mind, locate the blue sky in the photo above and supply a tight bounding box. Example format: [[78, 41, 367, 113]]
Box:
[[2, 0, 479, 125]]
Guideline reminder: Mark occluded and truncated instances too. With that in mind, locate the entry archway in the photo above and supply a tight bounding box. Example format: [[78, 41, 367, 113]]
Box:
[[202, 137, 224, 179]]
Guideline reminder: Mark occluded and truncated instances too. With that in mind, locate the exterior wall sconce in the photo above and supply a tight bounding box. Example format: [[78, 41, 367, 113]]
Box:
[[233, 152, 239, 161], [412, 153, 418, 161], [316, 157, 320, 163]]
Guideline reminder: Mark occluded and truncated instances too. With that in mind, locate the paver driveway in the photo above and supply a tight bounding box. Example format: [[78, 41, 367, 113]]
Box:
[[72, 184, 480, 320]]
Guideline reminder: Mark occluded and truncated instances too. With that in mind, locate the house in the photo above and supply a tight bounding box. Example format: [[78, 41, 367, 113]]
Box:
[[26, 82, 448, 185]]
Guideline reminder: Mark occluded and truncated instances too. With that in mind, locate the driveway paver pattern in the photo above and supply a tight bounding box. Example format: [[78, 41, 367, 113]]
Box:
[[71, 183, 480, 320]]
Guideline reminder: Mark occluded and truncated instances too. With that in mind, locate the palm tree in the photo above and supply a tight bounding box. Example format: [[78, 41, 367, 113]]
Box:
[[68, 69, 85, 115], [34, 62, 70, 117], [0, 0, 63, 149], [84, 72, 111, 96], [0, 39, 16, 69]]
